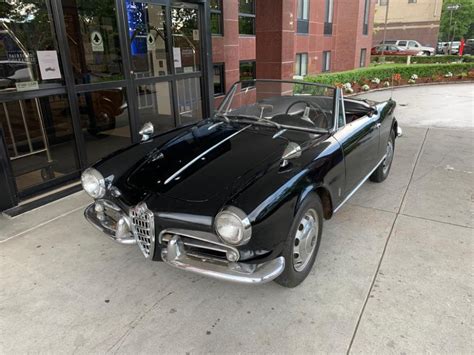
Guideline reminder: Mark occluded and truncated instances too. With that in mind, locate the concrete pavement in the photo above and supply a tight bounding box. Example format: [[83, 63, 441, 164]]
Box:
[[0, 84, 473, 353]]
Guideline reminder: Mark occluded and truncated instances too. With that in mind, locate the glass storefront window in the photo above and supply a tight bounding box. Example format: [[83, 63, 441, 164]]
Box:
[[127, 2, 169, 79], [62, 0, 124, 84], [172, 6, 200, 74], [0, 95, 79, 192], [136, 81, 174, 132], [176, 77, 202, 126], [77, 88, 131, 165], [0, 0, 64, 92]]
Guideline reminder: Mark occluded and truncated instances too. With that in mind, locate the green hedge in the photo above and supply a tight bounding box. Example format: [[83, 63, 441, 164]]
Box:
[[371, 55, 474, 64], [304, 63, 474, 86]]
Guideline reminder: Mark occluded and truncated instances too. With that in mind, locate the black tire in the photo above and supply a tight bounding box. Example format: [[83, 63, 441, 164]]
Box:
[[370, 129, 396, 183], [275, 194, 323, 288]]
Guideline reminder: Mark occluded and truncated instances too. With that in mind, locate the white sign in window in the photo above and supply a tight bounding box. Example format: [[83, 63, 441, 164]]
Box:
[[173, 47, 182, 68], [37, 50, 62, 80]]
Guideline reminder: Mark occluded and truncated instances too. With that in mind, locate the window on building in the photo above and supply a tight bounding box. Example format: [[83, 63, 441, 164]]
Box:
[[297, 0, 310, 34], [295, 53, 308, 76], [239, 0, 256, 35], [360, 48, 367, 67], [210, 0, 223, 35], [240, 61, 256, 88], [322, 51, 331, 72], [213, 63, 225, 96], [408, 0, 417, 3], [379, 0, 388, 5], [324, 0, 334, 35], [362, 0, 370, 35]]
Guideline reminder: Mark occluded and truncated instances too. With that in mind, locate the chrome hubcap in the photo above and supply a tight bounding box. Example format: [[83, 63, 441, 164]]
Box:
[[292, 209, 319, 272], [383, 140, 394, 175]]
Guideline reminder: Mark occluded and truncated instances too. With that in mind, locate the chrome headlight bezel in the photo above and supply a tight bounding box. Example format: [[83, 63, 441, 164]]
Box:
[[81, 168, 106, 199], [214, 206, 252, 246]]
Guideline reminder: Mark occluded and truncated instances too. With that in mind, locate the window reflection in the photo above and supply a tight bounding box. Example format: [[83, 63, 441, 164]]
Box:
[[172, 6, 200, 74], [127, 2, 169, 78], [137, 82, 174, 132], [176, 77, 202, 125], [0, 95, 79, 192], [0, 0, 63, 91], [77, 89, 131, 164], [62, 0, 124, 84]]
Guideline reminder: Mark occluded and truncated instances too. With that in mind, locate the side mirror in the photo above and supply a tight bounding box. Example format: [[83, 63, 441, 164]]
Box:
[[139, 122, 154, 141], [281, 142, 302, 168]]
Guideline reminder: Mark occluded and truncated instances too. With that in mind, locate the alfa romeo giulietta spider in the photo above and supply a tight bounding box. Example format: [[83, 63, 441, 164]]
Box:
[[82, 80, 399, 287]]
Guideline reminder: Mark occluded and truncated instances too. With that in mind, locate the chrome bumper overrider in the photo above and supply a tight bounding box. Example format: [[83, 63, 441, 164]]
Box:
[[84, 204, 136, 245], [161, 235, 285, 285]]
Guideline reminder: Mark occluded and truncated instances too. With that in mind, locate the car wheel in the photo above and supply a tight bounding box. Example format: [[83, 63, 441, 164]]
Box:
[[275, 194, 323, 288], [370, 129, 396, 183], [424, 51, 432, 56]]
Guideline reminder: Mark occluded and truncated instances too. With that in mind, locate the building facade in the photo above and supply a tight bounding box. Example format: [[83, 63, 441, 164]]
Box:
[[0, 0, 375, 212], [373, 0, 443, 47], [211, 0, 376, 107]]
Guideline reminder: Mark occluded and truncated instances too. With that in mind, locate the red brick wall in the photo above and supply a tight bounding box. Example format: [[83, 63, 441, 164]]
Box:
[[211, 0, 375, 107]]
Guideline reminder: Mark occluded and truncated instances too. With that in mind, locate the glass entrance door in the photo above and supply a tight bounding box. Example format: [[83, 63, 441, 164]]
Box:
[[125, 0, 204, 134], [0, 0, 80, 196]]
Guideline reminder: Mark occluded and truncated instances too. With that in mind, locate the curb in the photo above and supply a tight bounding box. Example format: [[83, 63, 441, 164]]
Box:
[[348, 80, 474, 97]]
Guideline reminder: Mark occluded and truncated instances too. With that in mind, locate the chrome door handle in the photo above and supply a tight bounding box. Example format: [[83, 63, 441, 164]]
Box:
[[375, 123, 381, 129]]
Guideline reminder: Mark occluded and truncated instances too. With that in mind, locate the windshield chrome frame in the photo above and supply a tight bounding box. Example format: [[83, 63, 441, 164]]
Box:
[[216, 79, 337, 132]]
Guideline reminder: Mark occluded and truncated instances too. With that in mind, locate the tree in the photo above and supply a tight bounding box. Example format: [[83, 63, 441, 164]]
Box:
[[439, 0, 474, 41]]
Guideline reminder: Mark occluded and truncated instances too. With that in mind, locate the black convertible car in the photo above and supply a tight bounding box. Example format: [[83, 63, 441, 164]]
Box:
[[82, 80, 399, 287]]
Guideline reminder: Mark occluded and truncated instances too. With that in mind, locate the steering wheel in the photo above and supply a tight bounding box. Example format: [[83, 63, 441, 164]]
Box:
[[284, 100, 329, 128]]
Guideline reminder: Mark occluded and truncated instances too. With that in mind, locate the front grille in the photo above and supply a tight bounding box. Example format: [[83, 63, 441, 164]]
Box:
[[130, 203, 155, 258]]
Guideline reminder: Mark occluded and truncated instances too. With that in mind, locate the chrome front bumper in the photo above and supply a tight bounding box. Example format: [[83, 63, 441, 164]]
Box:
[[161, 235, 285, 285], [85, 202, 286, 285], [84, 203, 136, 245]]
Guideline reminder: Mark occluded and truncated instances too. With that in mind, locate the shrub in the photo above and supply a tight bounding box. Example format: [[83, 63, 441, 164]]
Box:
[[304, 63, 474, 87]]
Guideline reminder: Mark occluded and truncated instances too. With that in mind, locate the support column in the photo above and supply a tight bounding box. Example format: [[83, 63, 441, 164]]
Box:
[[256, 0, 296, 80]]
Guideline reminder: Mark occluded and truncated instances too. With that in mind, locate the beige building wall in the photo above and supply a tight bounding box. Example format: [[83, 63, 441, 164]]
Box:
[[373, 0, 443, 47]]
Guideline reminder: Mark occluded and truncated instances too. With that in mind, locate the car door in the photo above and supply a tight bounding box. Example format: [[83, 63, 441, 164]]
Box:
[[397, 40, 407, 49], [333, 102, 381, 195], [408, 41, 419, 50]]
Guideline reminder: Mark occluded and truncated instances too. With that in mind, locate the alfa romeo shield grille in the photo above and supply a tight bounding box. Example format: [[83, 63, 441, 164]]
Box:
[[130, 203, 155, 258]]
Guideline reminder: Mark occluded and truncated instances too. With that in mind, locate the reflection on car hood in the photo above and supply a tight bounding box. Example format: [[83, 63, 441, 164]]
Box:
[[124, 121, 306, 203]]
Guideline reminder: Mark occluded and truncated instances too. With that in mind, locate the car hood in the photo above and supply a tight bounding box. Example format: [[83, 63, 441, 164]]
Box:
[[122, 121, 310, 203]]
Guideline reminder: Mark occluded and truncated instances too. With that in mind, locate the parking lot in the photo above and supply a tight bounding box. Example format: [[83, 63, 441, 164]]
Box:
[[0, 83, 472, 353]]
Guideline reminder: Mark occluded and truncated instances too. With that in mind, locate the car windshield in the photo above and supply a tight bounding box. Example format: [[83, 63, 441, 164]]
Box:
[[215, 80, 336, 133]]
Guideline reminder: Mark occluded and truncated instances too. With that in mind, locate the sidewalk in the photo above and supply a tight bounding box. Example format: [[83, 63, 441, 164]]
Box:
[[1, 84, 472, 353]]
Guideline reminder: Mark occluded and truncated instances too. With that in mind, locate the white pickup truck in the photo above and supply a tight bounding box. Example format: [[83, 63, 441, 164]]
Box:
[[383, 40, 435, 56]]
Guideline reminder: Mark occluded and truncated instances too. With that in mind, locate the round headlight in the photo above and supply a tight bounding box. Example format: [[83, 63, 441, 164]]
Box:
[[214, 206, 252, 246], [81, 168, 106, 199]]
